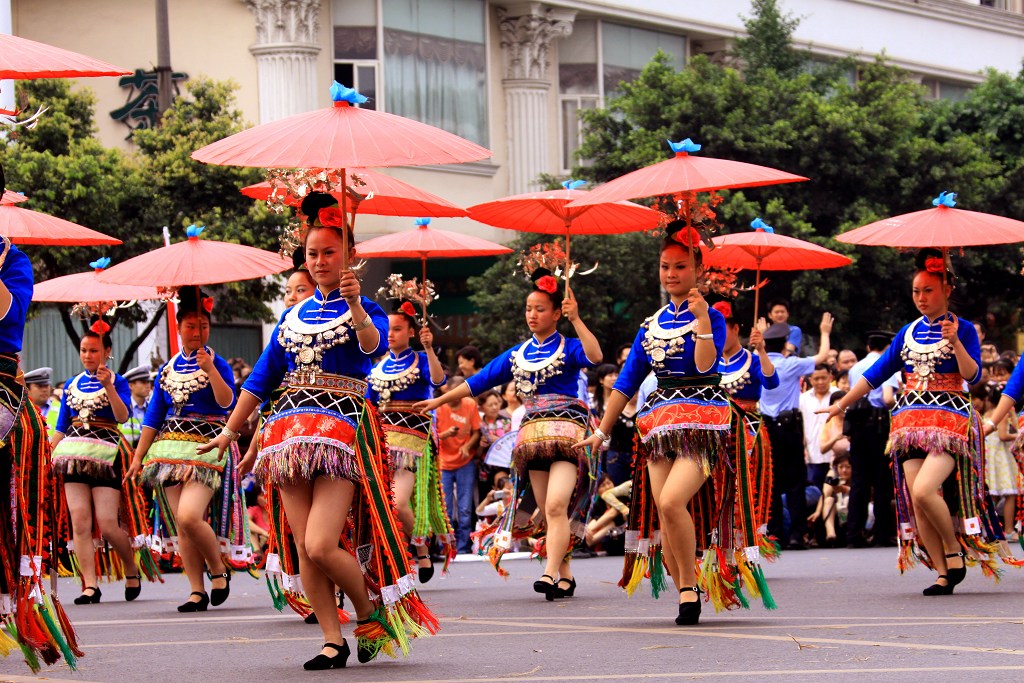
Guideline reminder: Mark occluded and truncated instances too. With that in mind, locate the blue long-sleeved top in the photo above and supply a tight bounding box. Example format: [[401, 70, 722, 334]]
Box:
[[367, 349, 445, 404], [143, 350, 236, 430], [1001, 359, 1024, 404], [718, 348, 779, 402], [862, 314, 981, 388], [242, 289, 389, 402], [466, 331, 597, 397], [0, 244, 33, 353], [614, 301, 727, 399], [55, 371, 131, 433]]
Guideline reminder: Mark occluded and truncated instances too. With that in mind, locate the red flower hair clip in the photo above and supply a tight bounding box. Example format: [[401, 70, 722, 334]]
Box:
[[712, 301, 733, 319], [317, 207, 346, 228], [924, 256, 946, 274], [400, 301, 417, 318], [672, 226, 702, 247], [535, 275, 558, 294], [202, 297, 215, 313], [90, 319, 111, 335]]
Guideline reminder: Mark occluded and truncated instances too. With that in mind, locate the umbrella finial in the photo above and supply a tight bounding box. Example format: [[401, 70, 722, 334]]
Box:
[[89, 256, 111, 271], [751, 217, 775, 233], [932, 191, 957, 209], [562, 179, 586, 190], [667, 138, 701, 155], [414, 217, 431, 227], [330, 81, 368, 107], [186, 225, 205, 240]]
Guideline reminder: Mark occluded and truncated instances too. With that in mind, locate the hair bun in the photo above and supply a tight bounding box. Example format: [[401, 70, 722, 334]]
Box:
[[530, 267, 552, 283], [665, 219, 701, 247], [299, 191, 338, 222], [291, 246, 306, 271]]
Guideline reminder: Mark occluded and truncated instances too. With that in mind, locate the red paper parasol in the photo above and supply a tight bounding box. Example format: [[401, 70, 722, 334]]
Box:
[[191, 83, 491, 169], [836, 191, 1024, 247], [241, 168, 468, 218], [33, 257, 161, 303], [0, 33, 130, 80], [356, 218, 511, 322], [0, 190, 28, 206], [704, 218, 851, 323], [0, 203, 121, 246], [567, 139, 807, 208], [468, 180, 662, 291], [97, 225, 289, 288]]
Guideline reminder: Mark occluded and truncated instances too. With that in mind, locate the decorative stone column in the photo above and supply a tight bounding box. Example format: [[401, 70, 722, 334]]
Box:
[[243, 0, 322, 123], [497, 3, 575, 194]]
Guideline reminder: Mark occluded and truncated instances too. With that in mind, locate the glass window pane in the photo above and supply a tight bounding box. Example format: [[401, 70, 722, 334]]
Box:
[[382, 0, 487, 145], [601, 22, 685, 95], [357, 65, 378, 110], [333, 0, 376, 26], [334, 26, 377, 60], [558, 19, 598, 95]]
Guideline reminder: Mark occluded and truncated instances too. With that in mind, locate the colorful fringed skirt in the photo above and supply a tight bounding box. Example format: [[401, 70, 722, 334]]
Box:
[[256, 372, 439, 659], [636, 376, 731, 474], [512, 394, 591, 473], [142, 414, 228, 491], [380, 401, 429, 473], [889, 373, 1022, 577], [0, 353, 83, 672], [476, 394, 598, 576], [256, 374, 367, 485], [52, 419, 124, 489]]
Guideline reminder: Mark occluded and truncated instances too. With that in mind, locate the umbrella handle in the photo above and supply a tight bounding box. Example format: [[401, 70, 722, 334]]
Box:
[[421, 257, 429, 326]]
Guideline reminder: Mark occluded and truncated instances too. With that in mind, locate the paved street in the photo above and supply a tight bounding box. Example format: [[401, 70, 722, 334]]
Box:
[[2, 548, 1023, 682]]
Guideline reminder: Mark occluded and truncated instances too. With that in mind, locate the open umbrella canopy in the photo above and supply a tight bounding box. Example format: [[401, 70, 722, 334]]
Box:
[[0, 203, 121, 246], [98, 226, 289, 288], [242, 168, 468, 218], [33, 258, 161, 303], [356, 218, 511, 260], [192, 83, 491, 169], [468, 180, 661, 235], [836, 192, 1024, 248], [0, 190, 27, 206], [567, 139, 807, 208], [704, 219, 851, 271], [0, 33, 129, 79]]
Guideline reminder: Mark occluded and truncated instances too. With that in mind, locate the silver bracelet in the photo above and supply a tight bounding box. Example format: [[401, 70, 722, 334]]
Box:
[[694, 332, 714, 340], [351, 316, 374, 331], [220, 426, 240, 442], [593, 428, 611, 443]]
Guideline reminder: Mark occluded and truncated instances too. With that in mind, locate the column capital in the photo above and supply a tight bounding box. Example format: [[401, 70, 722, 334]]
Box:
[[497, 3, 576, 81], [242, 0, 321, 46]]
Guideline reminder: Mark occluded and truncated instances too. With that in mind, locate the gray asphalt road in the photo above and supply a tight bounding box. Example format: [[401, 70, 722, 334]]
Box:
[[2, 548, 1023, 683]]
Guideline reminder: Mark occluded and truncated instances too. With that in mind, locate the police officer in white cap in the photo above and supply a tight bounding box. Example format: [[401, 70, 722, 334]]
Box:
[[120, 364, 153, 447]]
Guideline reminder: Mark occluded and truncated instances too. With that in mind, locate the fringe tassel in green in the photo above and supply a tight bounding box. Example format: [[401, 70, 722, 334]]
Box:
[[752, 564, 777, 610], [266, 574, 286, 611], [649, 549, 667, 599], [37, 597, 76, 671]]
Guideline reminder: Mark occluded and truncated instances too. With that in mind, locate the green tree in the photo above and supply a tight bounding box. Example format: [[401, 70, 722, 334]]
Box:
[[2, 78, 286, 372], [733, 0, 807, 80]]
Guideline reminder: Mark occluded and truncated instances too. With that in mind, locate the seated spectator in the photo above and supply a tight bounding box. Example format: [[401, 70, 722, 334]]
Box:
[[585, 475, 631, 548], [456, 345, 483, 378], [835, 369, 850, 392], [477, 389, 512, 501], [819, 391, 850, 462], [980, 342, 999, 364], [808, 453, 852, 547], [246, 488, 270, 560]]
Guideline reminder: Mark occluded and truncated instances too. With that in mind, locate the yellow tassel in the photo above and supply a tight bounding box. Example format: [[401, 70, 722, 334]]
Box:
[[0, 622, 19, 657], [736, 556, 760, 600], [624, 556, 647, 597]]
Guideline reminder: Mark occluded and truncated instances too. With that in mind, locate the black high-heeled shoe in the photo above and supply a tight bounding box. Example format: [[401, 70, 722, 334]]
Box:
[[945, 550, 967, 587], [177, 591, 209, 612], [209, 570, 231, 606], [417, 554, 434, 584], [303, 641, 350, 670], [124, 575, 142, 602], [356, 617, 380, 664], [74, 586, 101, 605], [533, 574, 556, 601], [554, 577, 576, 599], [675, 586, 701, 626], [922, 575, 953, 596]]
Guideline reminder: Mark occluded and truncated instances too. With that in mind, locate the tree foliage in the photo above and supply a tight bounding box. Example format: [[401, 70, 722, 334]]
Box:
[[1, 78, 285, 371]]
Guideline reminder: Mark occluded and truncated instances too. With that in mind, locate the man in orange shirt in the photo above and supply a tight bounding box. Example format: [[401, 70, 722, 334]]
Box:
[[437, 376, 481, 554]]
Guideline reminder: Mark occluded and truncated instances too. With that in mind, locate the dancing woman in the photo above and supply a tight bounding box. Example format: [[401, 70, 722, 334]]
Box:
[[0, 236, 82, 671], [50, 324, 154, 604], [199, 192, 437, 670], [820, 249, 1019, 595], [576, 223, 733, 626], [125, 287, 245, 612], [367, 300, 448, 582], [416, 268, 602, 599]]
